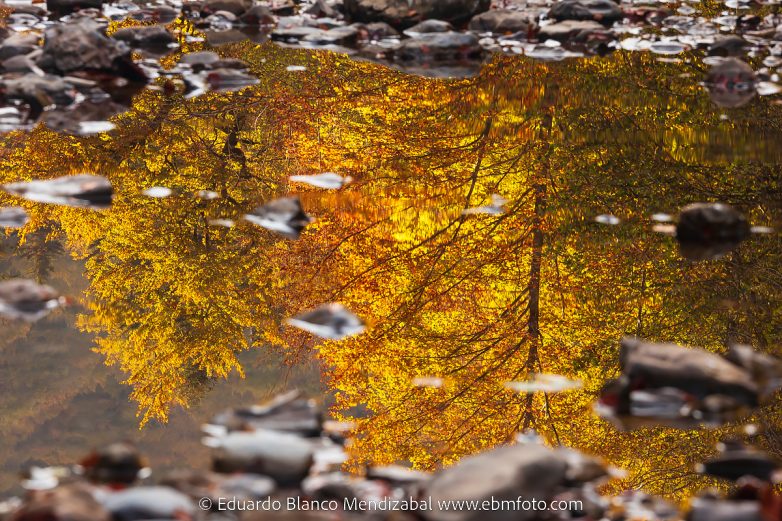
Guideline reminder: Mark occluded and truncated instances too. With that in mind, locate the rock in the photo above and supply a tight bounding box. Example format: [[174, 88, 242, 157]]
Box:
[[422, 442, 607, 521], [699, 442, 780, 482], [394, 31, 483, 62], [302, 25, 360, 45], [2, 174, 113, 210], [41, 101, 125, 136], [704, 58, 757, 109], [45, 0, 102, 16], [468, 10, 534, 34], [404, 19, 453, 36], [725, 344, 782, 394], [6, 13, 41, 27], [597, 337, 774, 429], [708, 35, 748, 57], [302, 0, 338, 18], [204, 29, 252, 45], [0, 207, 29, 228], [1, 3, 48, 16], [111, 24, 175, 50], [272, 25, 329, 42], [100, 487, 195, 521], [131, 5, 180, 23], [343, 0, 490, 28], [537, 19, 605, 41], [2, 55, 39, 73], [200, 0, 252, 15], [547, 0, 622, 24], [366, 465, 431, 485], [207, 390, 323, 436], [675, 202, 752, 260], [619, 337, 759, 403], [80, 442, 146, 486], [689, 498, 763, 521], [206, 429, 315, 486], [243, 196, 314, 240], [622, 5, 671, 24], [0, 32, 40, 61], [239, 4, 275, 25], [38, 18, 146, 81], [0, 278, 63, 322], [0, 74, 76, 118], [269, 0, 296, 15], [179, 50, 221, 69], [201, 67, 259, 92], [286, 304, 366, 340], [355, 21, 399, 40], [9, 484, 111, 521], [202, 9, 238, 23]]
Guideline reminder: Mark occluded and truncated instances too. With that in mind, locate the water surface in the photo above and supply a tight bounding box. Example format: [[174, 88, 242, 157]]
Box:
[[1, 45, 782, 500]]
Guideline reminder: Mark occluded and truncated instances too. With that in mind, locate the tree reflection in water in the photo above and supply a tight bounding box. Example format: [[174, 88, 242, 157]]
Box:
[[1, 44, 782, 500]]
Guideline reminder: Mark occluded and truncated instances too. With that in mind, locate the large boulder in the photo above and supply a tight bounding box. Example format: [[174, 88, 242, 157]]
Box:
[[343, 0, 490, 28], [547, 0, 622, 24], [37, 18, 146, 81], [111, 25, 176, 50], [468, 9, 534, 34], [207, 429, 315, 486], [394, 31, 483, 61], [422, 442, 607, 521], [537, 19, 607, 42]]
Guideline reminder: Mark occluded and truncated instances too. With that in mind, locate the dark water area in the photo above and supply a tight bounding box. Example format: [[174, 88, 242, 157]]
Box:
[[2, 0, 782, 513], [0, 236, 322, 498]]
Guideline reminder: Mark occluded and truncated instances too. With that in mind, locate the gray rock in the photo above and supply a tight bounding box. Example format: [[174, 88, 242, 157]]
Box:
[[344, 0, 490, 28], [404, 19, 454, 35], [537, 19, 605, 41], [270, 0, 296, 15], [208, 429, 315, 486], [201, 0, 252, 14], [111, 24, 175, 49], [708, 35, 748, 57], [208, 392, 323, 437], [2, 54, 39, 73], [272, 25, 330, 42], [1, 3, 48, 16], [179, 50, 221, 68], [239, 4, 274, 24], [689, 498, 763, 521], [302, 0, 339, 18], [38, 18, 145, 81], [355, 21, 400, 39], [704, 58, 757, 109], [422, 443, 606, 521], [204, 29, 252, 45], [101, 487, 195, 521], [0, 73, 76, 116], [548, 0, 622, 23], [619, 337, 759, 401], [302, 25, 360, 45], [468, 9, 534, 33], [394, 31, 483, 61], [0, 32, 40, 61]]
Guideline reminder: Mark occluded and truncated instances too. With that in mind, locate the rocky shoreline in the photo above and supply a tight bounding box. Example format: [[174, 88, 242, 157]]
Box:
[[2, 386, 782, 521], [1, 0, 782, 136]]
